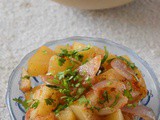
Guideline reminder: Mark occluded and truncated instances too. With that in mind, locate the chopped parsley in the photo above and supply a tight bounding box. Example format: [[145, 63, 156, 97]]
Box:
[[57, 45, 91, 66], [134, 73, 139, 82], [54, 104, 68, 115], [101, 46, 109, 64], [107, 58, 115, 63], [89, 106, 100, 112], [13, 98, 29, 110], [99, 90, 109, 104], [53, 79, 59, 84], [13, 98, 39, 110], [31, 100, 39, 109], [45, 98, 54, 105], [124, 89, 133, 100], [58, 57, 66, 66], [22, 75, 30, 79], [110, 94, 120, 108], [46, 85, 60, 89], [42, 50, 47, 54], [46, 67, 88, 114], [78, 96, 90, 105], [117, 56, 136, 69], [127, 103, 137, 107]]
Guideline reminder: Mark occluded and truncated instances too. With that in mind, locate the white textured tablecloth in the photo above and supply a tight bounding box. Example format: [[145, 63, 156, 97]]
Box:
[[0, 0, 160, 119]]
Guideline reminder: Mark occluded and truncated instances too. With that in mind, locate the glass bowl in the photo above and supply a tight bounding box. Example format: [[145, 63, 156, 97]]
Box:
[[6, 36, 160, 120], [52, 0, 133, 10]]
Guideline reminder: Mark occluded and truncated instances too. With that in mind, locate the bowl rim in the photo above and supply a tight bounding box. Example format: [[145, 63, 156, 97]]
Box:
[[6, 36, 160, 119]]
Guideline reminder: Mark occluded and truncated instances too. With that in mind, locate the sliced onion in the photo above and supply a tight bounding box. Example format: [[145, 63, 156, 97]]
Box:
[[111, 59, 134, 80], [122, 105, 156, 120], [78, 55, 101, 79], [98, 95, 128, 115], [92, 80, 126, 92]]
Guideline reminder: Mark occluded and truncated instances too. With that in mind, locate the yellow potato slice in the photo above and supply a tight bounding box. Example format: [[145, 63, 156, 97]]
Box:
[[48, 55, 72, 76], [70, 102, 100, 120], [20, 68, 31, 92], [28, 46, 55, 76], [25, 85, 41, 101], [57, 107, 76, 120], [72, 42, 102, 62], [54, 45, 72, 54], [103, 109, 124, 120], [29, 85, 59, 119]]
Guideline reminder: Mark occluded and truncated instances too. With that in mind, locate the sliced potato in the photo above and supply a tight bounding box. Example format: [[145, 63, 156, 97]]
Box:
[[70, 102, 100, 120], [48, 55, 72, 76], [57, 107, 76, 120], [25, 85, 41, 100], [72, 42, 86, 50], [92, 46, 105, 57], [33, 85, 59, 103], [28, 85, 59, 119], [72, 42, 96, 62], [103, 109, 124, 120], [20, 68, 31, 92], [54, 45, 72, 54], [26, 108, 57, 120], [28, 46, 55, 76]]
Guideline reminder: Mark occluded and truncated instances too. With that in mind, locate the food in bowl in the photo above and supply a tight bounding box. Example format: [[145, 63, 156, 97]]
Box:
[[13, 42, 155, 120]]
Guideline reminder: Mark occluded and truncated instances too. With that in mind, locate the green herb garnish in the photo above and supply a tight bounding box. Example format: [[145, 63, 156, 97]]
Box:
[[13, 98, 39, 110], [78, 96, 90, 105], [46, 85, 60, 89], [31, 100, 39, 109], [124, 89, 133, 100], [22, 75, 30, 79], [99, 90, 109, 104], [57, 45, 91, 66], [101, 46, 109, 64], [127, 103, 137, 107], [89, 106, 100, 112], [45, 98, 54, 105], [110, 94, 120, 108], [54, 104, 68, 115], [117, 56, 136, 69], [42, 50, 47, 54], [58, 57, 66, 66], [13, 98, 29, 110]]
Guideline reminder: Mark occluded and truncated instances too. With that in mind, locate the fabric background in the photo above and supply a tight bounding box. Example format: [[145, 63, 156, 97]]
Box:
[[0, 0, 160, 119]]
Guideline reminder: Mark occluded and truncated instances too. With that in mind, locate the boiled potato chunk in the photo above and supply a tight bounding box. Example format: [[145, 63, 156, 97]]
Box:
[[72, 42, 103, 62], [103, 109, 124, 120], [26, 109, 56, 120], [54, 45, 72, 54], [72, 42, 86, 50], [28, 46, 55, 76], [48, 55, 72, 76], [25, 85, 59, 120], [25, 85, 41, 100], [70, 102, 100, 120], [57, 107, 76, 120], [28, 85, 59, 119], [92, 46, 105, 57], [20, 68, 31, 92], [33, 85, 59, 103]]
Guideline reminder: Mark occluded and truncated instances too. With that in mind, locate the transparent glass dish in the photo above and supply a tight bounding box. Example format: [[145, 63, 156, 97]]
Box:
[[6, 36, 160, 120]]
